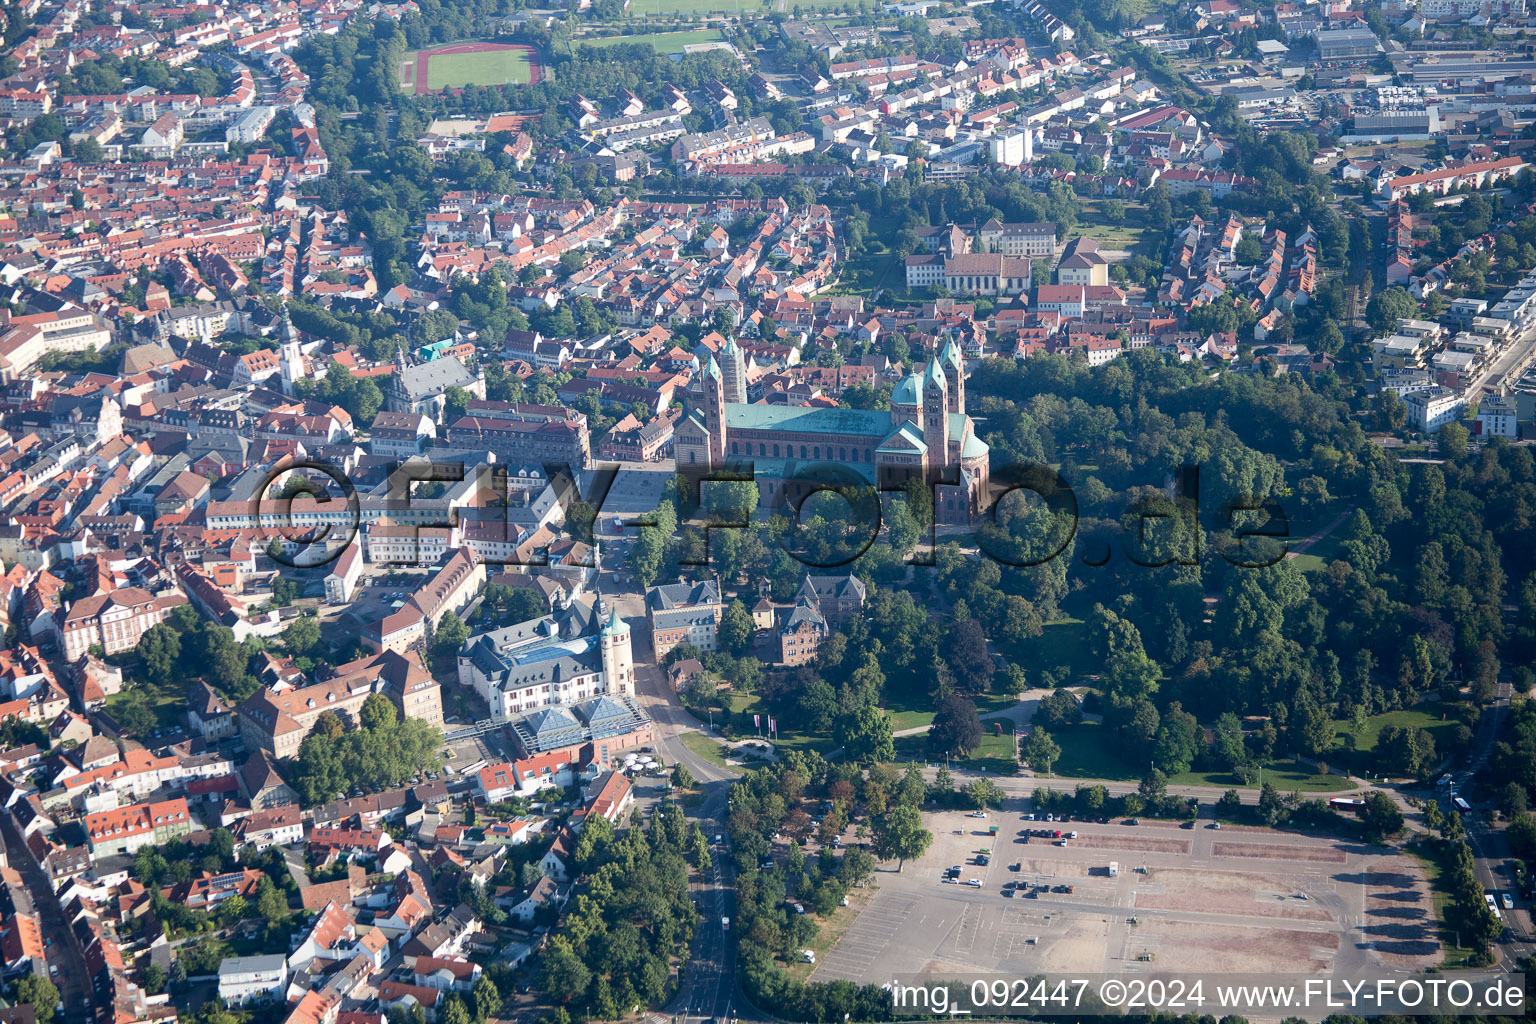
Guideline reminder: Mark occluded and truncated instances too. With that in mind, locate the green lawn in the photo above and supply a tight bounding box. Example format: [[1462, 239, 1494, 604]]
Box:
[[1049, 722, 1350, 791], [579, 29, 726, 52], [896, 720, 1017, 774], [1331, 704, 1463, 755], [106, 679, 187, 735], [1011, 616, 1093, 683], [1407, 841, 1479, 968], [828, 249, 895, 299], [618, 0, 849, 15], [679, 731, 733, 769], [1288, 552, 1328, 573], [1072, 219, 1148, 252], [885, 691, 1017, 733], [687, 691, 835, 757], [406, 46, 534, 92]]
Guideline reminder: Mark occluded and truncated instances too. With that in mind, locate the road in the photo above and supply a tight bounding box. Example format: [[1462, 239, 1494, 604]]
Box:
[[1457, 679, 1531, 969], [0, 812, 92, 1019], [1467, 319, 1536, 400], [592, 571, 743, 1021]]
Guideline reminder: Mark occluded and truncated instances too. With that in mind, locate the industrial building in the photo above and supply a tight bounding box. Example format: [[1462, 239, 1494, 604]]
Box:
[[1316, 28, 1383, 60]]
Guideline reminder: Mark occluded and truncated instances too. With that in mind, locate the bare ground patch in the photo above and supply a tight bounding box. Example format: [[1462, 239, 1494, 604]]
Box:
[[1137, 919, 1339, 973], [1361, 856, 1440, 969], [1072, 835, 1191, 854], [1213, 841, 1347, 863], [1135, 868, 1335, 922]]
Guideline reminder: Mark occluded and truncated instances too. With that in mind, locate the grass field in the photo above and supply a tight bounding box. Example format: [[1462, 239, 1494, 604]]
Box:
[[106, 678, 186, 735], [896, 720, 1018, 774], [1330, 704, 1465, 756], [1407, 841, 1483, 969], [579, 29, 726, 52], [885, 691, 1018, 733], [621, 0, 850, 15], [1012, 616, 1093, 682], [680, 731, 734, 769], [1050, 722, 1351, 791], [1072, 219, 1149, 252], [403, 46, 534, 93]]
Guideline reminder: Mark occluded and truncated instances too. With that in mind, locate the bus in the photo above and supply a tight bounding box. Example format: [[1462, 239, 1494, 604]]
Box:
[[1453, 796, 1472, 815]]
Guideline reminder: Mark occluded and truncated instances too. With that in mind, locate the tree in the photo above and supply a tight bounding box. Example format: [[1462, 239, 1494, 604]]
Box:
[[217, 893, 248, 925], [1217, 789, 1242, 818], [18, 973, 60, 1024], [360, 692, 398, 732], [1362, 791, 1404, 840], [540, 935, 592, 1003], [835, 704, 894, 762], [434, 610, 471, 657], [944, 618, 994, 693], [114, 688, 157, 737], [1438, 421, 1469, 455], [1138, 768, 1168, 802], [1023, 728, 1061, 777], [966, 778, 1004, 810], [718, 599, 754, 654], [672, 762, 695, 790], [870, 803, 932, 871], [257, 877, 288, 925], [282, 616, 322, 656], [928, 694, 983, 758], [472, 975, 502, 1024], [136, 624, 182, 686], [440, 995, 471, 1024], [1036, 688, 1083, 729], [1366, 286, 1418, 332], [1258, 782, 1287, 826]]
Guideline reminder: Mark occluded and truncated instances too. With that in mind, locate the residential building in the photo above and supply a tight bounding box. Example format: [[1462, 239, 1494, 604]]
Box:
[[218, 955, 289, 1006]]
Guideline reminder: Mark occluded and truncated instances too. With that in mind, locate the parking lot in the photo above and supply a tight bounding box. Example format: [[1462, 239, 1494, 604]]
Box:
[[811, 806, 1438, 983]]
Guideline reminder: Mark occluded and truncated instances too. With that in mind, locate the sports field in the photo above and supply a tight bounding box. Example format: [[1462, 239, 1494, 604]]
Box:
[[579, 29, 728, 53], [400, 42, 542, 94], [625, 0, 849, 15]]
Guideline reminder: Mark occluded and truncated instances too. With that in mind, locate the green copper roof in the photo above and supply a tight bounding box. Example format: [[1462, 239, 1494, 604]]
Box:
[[723, 404, 894, 438], [892, 373, 921, 407], [961, 430, 989, 459], [942, 336, 964, 371], [600, 606, 629, 637], [923, 358, 947, 389], [877, 422, 928, 454]]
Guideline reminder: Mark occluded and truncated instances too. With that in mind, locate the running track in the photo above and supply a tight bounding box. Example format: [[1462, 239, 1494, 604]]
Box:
[[406, 41, 543, 94]]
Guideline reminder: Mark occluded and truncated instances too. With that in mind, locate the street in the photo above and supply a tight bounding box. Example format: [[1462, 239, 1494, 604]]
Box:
[[0, 812, 92, 1019]]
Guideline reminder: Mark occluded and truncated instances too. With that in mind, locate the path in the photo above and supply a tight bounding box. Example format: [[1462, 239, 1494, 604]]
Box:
[[1285, 506, 1352, 561]]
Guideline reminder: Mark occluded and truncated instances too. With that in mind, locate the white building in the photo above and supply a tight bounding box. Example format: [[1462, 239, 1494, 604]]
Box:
[[217, 955, 289, 1006], [226, 106, 276, 144], [325, 542, 361, 604], [988, 129, 1033, 167], [1402, 386, 1467, 433], [1477, 394, 1518, 438], [457, 601, 634, 723]]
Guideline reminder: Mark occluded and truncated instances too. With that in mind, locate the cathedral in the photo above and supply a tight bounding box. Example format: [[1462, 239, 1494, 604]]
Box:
[[674, 337, 991, 523]]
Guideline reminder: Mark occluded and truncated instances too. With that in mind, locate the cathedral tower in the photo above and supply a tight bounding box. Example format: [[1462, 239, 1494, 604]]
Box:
[[703, 355, 727, 468], [941, 336, 965, 415], [720, 334, 747, 405], [922, 358, 950, 470]]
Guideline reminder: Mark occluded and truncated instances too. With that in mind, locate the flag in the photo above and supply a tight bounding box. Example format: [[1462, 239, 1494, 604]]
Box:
[[754, 714, 760, 728], [770, 718, 777, 734]]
